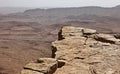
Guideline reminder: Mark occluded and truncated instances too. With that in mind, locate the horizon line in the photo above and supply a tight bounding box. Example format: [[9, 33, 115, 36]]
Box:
[[0, 5, 119, 9]]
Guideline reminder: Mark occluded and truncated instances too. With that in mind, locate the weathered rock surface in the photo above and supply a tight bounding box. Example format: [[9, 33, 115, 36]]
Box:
[[53, 26, 120, 74], [21, 58, 66, 74], [21, 58, 58, 74], [21, 26, 120, 74], [58, 26, 96, 40]]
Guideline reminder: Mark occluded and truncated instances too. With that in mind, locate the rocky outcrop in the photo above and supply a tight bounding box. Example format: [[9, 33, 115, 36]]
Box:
[[58, 26, 97, 40], [21, 58, 58, 74], [52, 26, 120, 74], [21, 26, 120, 74], [21, 58, 66, 74]]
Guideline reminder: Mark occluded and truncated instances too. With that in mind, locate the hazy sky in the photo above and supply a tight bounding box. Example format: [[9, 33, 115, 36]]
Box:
[[0, 0, 120, 8]]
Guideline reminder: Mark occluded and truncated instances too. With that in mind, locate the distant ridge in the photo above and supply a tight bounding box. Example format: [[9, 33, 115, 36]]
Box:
[[0, 7, 33, 14], [0, 5, 120, 14], [20, 5, 120, 19]]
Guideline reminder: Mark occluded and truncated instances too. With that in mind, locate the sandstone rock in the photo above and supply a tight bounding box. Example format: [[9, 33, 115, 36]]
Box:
[[21, 58, 58, 74], [52, 26, 120, 74], [82, 28, 96, 35], [21, 26, 120, 74], [37, 58, 57, 64], [21, 70, 43, 74], [94, 34, 120, 44], [58, 26, 97, 40], [24, 63, 51, 73], [58, 26, 83, 40]]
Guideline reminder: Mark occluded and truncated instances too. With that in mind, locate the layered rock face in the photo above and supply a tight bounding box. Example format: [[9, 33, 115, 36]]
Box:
[[21, 26, 120, 74]]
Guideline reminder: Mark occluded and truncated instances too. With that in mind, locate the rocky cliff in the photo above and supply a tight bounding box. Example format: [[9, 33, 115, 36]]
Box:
[[21, 26, 120, 74]]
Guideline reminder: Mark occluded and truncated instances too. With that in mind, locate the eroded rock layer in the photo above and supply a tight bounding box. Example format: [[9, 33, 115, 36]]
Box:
[[21, 26, 120, 74], [53, 26, 120, 74]]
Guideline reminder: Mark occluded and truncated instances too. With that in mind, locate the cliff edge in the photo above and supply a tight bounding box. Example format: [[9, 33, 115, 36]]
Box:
[[21, 26, 120, 74]]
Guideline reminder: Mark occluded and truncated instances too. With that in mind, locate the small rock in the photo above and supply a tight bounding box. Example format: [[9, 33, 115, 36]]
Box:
[[58, 60, 66, 68]]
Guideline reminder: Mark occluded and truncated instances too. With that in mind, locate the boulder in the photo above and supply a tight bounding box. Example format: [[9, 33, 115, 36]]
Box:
[[58, 26, 96, 40], [21, 58, 58, 74], [82, 28, 96, 35], [94, 34, 120, 44]]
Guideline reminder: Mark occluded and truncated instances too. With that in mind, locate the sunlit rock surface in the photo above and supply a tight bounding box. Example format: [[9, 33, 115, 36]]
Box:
[[21, 26, 120, 74]]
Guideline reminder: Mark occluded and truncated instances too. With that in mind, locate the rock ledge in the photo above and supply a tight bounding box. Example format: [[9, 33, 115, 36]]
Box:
[[21, 26, 120, 74]]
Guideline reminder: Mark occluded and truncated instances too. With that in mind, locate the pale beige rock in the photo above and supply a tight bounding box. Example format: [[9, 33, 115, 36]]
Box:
[[82, 28, 96, 34], [58, 26, 83, 40], [21, 26, 120, 74], [37, 58, 57, 64], [24, 63, 50, 73], [58, 26, 97, 40], [94, 34, 120, 44], [53, 26, 120, 74], [21, 70, 43, 74], [21, 58, 58, 74]]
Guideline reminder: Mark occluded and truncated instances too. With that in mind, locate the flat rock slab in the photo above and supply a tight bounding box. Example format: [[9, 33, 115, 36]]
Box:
[[21, 58, 58, 74]]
